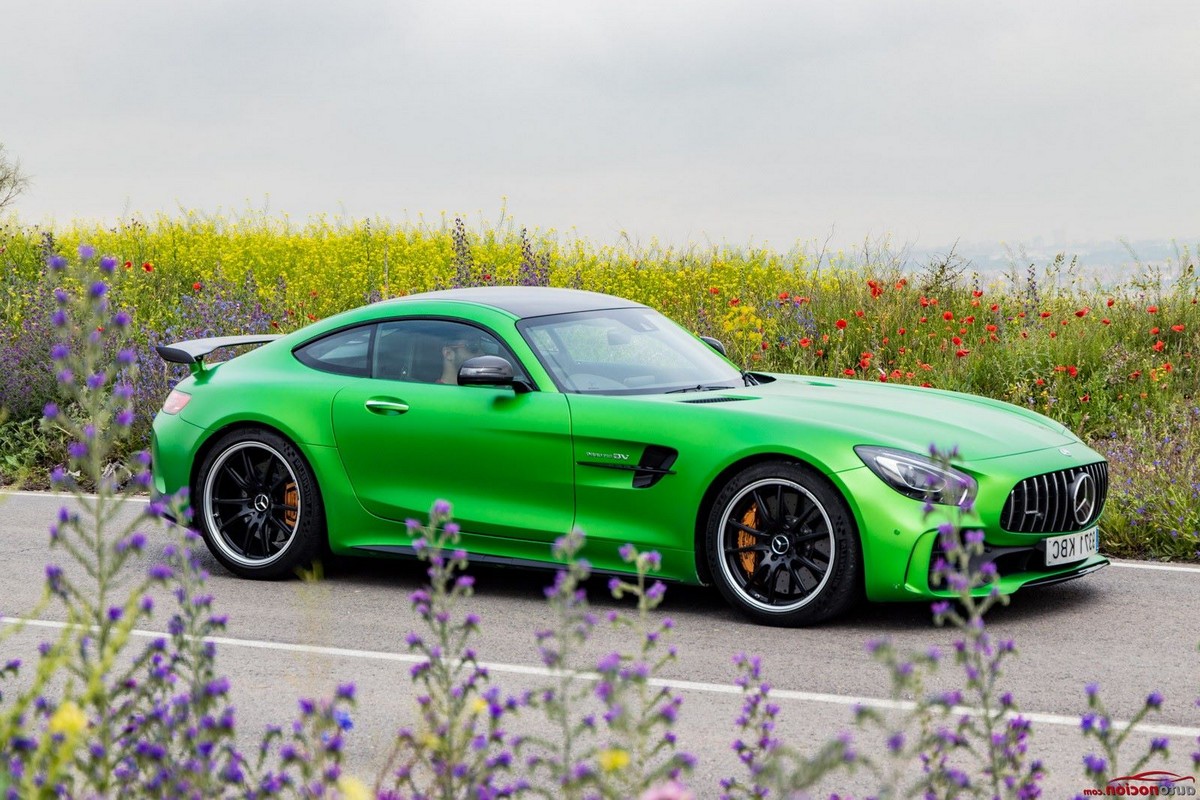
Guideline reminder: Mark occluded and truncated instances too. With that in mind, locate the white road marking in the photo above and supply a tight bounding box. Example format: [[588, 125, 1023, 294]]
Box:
[[1109, 560, 1200, 574], [5, 616, 1198, 738]]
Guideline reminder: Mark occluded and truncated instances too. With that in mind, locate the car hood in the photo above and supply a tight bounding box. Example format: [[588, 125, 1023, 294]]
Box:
[[681, 375, 1078, 465]]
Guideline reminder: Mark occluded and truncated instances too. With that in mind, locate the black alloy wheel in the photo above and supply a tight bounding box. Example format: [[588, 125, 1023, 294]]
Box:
[[706, 461, 860, 626], [196, 429, 325, 579]]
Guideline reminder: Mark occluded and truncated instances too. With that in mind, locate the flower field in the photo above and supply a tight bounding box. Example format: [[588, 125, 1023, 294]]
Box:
[[0, 214, 1197, 559]]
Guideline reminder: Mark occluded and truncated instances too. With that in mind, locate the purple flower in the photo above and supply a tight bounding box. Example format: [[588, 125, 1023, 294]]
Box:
[[78, 244, 95, 260], [1146, 691, 1164, 709], [48, 254, 68, 271], [86, 373, 105, 390], [43, 402, 59, 420], [116, 348, 136, 366], [112, 310, 131, 327], [107, 606, 123, 622], [1085, 682, 1100, 698], [432, 499, 451, 516], [644, 550, 662, 569], [50, 344, 69, 360], [54, 288, 68, 304], [333, 709, 353, 731], [115, 409, 134, 427], [147, 564, 173, 581], [1083, 753, 1107, 775], [335, 682, 356, 700], [67, 441, 88, 459], [619, 543, 637, 561], [646, 581, 667, 601], [89, 281, 107, 298], [596, 651, 621, 672], [56, 367, 73, 384], [99, 255, 117, 272]]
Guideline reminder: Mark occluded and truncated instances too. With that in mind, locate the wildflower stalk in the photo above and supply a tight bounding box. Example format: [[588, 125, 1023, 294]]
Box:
[[521, 529, 600, 798], [592, 544, 694, 799], [377, 500, 522, 799]]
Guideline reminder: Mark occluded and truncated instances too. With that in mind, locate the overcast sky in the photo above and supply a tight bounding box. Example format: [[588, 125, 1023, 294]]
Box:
[[2, 1, 1197, 253]]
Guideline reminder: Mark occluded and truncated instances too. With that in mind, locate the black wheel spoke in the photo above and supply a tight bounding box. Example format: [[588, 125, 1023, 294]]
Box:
[[223, 462, 252, 491], [765, 561, 782, 604], [794, 529, 828, 544], [725, 543, 768, 556], [213, 497, 247, 505], [728, 520, 767, 537], [274, 503, 299, 513], [267, 460, 288, 494], [797, 554, 826, 574], [787, 564, 808, 595], [751, 490, 775, 527], [267, 515, 294, 539], [793, 502, 821, 531]]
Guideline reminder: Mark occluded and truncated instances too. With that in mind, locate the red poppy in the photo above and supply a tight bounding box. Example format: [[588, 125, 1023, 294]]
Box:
[[1035, 378, 1045, 386], [1075, 308, 1088, 318], [920, 296, 931, 307], [919, 316, 927, 323], [1129, 370, 1141, 380], [920, 382, 932, 388], [895, 278, 907, 289], [1152, 340, 1165, 352], [1039, 311, 1051, 318], [192, 282, 202, 292], [897, 327, 906, 335], [854, 310, 865, 317], [271, 321, 280, 329], [972, 290, 984, 298], [709, 286, 720, 295], [955, 349, 970, 358], [1067, 366, 1078, 378], [843, 368, 855, 376], [1079, 393, 1090, 403], [1147, 305, 1159, 313], [729, 298, 740, 306], [1101, 318, 1111, 325], [142, 262, 153, 272], [761, 341, 769, 351], [990, 303, 999, 312], [798, 337, 811, 348], [985, 323, 996, 332], [123, 260, 132, 269], [1151, 327, 1160, 335], [835, 319, 847, 330], [1106, 298, 1114, 307], [952, 336, 962, 345], [778, 291, 790, 301], [1172, 324, 1185, 332], [942, 311, 954, 321]]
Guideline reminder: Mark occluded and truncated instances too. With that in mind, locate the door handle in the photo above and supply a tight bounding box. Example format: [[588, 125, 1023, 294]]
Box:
[[365, 398, 410, 415]]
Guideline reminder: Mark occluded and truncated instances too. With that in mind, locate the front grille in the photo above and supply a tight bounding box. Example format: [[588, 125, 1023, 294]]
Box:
[[1000, 462, 1108, 533]]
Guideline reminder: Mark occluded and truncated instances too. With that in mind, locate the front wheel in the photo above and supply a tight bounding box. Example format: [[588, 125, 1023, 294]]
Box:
[[194, 429, 326, 579], [705, 461, 860, 626]]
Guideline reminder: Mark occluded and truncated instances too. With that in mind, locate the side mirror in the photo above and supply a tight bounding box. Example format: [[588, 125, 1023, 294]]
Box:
[[699, 336, 727, 357], [458, 355, 531, 393]]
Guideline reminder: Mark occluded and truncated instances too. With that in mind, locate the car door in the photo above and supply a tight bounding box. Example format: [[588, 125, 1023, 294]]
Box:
[[330, 318, 575, 541]]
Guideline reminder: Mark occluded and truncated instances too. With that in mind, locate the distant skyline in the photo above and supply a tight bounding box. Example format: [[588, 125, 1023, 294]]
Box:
[[2, 1, 1198, 257]]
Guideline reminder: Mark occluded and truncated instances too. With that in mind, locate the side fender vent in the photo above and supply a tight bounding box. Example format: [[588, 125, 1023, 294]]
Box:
[[634, 445, 679, 488]]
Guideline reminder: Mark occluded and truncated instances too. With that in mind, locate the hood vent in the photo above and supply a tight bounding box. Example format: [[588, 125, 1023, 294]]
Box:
[[681, 396, 750, 404]]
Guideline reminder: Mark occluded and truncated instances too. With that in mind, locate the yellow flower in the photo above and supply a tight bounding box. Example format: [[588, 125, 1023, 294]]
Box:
[[472, 697, 489, 715], [420, 732, 441, 751], [336, 775, 370, 800], [598, 747, 630, 772], [48, 700, 87, 736]]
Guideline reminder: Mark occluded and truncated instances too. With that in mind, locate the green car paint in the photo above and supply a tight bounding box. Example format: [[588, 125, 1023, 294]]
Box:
[[152, 287, 1108, 626]]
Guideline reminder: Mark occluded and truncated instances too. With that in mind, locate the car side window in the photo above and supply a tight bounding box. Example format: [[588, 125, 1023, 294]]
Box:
[[294, 325, 374, 377], [372, 319, 529, 385]]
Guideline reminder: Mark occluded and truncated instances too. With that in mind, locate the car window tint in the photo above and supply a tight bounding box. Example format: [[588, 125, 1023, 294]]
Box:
[[372, 319, 529, 385], [294, 325, 374, 377]]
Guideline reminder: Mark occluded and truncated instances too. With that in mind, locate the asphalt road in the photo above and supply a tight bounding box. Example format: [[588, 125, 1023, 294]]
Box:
[[2, 490, 1198, 797]]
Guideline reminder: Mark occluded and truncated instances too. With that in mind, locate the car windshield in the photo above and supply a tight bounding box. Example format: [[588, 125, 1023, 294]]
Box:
[[517, 307, 743, 395]]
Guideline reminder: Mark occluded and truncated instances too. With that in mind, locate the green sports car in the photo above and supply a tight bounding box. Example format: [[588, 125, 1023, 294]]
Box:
[[151, 287, 1108, 626]]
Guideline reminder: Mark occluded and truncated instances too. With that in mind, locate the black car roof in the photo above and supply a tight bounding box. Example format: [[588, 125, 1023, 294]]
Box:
[[398, 287, 646, 319]]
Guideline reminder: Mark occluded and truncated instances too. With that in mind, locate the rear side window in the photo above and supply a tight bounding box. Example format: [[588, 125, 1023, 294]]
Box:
[[294, 325, 374, 376]]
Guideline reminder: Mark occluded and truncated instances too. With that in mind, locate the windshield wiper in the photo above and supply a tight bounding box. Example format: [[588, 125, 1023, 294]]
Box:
[[742, 372, 760, 386], [665, 384, 732, 394]]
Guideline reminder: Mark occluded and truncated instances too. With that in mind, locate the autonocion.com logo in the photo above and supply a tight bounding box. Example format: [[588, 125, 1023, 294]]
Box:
[[1082, 771, 1197, 796]]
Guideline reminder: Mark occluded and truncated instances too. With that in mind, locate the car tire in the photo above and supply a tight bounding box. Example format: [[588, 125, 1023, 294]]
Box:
[[705, 461, 860, 626], [194, 428, 326, 579]]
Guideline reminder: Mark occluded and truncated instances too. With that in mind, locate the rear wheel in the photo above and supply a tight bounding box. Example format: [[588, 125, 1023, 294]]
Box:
[[705, 461, 860, 626], [195, 429, 325, 579]]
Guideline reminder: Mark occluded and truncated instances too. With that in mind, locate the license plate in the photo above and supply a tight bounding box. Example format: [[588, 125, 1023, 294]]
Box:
[[1043, 527, 1099, 567]]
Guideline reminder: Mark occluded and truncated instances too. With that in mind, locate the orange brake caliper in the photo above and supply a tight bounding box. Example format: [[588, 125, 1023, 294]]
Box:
[[284, 482, 299, 529], [738, 506, 759, 575]]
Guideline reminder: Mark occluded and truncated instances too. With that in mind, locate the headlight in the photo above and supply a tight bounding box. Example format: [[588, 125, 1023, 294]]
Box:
[[854, 445, 977, 506]]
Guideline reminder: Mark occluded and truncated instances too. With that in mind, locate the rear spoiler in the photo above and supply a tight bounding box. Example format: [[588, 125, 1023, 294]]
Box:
[[155, 335, 282, 375]]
